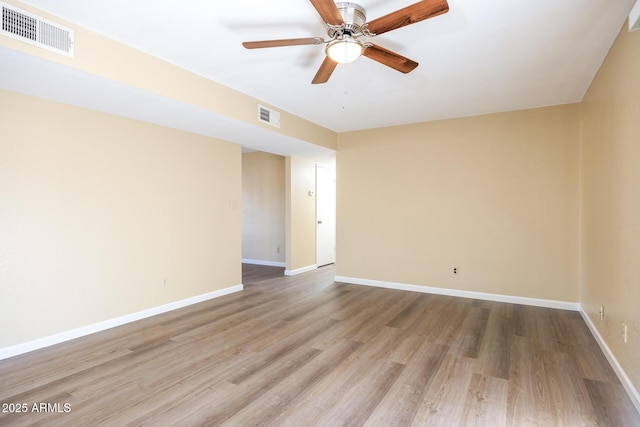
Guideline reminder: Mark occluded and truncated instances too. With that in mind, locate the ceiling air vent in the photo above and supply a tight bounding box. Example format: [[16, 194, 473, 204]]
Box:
[[1, 2, 74, 57], [258, 105, 280, 128]]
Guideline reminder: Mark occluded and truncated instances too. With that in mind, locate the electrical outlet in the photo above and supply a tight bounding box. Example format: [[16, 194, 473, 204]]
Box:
[[623, 324, 628, 343], [453, 267, 458, 275], [599, 305, 604, 321]]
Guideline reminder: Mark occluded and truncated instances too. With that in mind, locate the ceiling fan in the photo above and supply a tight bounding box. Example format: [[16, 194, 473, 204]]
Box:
[[242, 0, 449, 84]]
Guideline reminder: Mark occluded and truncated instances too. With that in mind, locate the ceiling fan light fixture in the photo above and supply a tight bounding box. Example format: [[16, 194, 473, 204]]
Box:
[[326, 38, 364, 64]]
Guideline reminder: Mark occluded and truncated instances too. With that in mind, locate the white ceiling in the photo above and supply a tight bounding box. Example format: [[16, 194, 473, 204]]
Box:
[[8, 0, 637, 138]]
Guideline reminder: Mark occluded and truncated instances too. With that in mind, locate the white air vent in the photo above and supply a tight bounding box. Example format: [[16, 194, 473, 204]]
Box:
[[1, 2, 74, 56], [258, 105, 281, 128]]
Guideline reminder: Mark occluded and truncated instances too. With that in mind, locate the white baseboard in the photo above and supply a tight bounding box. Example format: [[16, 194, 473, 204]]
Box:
[[334, 276, 581, 311], [284, 264, 317, 276], [0, 284, 243, 361], [579, 308, 640, 414], [242, 258, 286, 268]]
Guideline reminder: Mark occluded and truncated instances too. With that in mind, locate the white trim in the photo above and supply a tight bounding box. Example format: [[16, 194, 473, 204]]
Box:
[[630, 0, 640, 31], [334, 276, 580, 311], [0, 284, 243, 361], [242, 258, 286, 268], [579, 308, 640, 413], [284, 264, 317, 276]]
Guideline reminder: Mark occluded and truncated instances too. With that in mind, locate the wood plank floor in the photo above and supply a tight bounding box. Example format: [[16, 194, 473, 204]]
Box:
[[1, 264, 638, 426]]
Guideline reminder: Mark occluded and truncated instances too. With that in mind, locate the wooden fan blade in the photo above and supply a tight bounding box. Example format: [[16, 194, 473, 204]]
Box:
[[310, 0, 344, 26], [366, 0, 449, 36], [243, 37, 324, 49], [363, 44, 418, 73], [312, 56, 338, 84]]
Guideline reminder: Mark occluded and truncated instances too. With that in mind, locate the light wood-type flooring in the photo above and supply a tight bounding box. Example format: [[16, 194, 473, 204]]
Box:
[[1, 264, 638, 426]]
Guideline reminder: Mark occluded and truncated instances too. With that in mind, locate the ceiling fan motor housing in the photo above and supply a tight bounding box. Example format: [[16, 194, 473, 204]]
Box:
[[328, 2, 367, 38]]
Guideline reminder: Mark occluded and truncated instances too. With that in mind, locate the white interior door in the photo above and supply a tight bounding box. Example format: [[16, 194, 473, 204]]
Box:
[[316, 164, 336, 267]]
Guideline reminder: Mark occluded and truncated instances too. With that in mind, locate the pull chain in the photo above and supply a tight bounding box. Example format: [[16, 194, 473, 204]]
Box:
[[342, 63, 349, 110]]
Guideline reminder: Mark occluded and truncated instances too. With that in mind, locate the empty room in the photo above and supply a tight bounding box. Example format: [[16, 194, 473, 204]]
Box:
[[1, 0, 639, 425]]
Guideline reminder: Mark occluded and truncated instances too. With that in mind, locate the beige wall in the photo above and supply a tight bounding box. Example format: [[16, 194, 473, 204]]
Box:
[[285, 156, 317, 272], [337, 104, 580, 302], [0, 90, 241, 348], [242, 152, 285, 264], [0, 0, 336, 151], [580, 23, 640, 391]]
